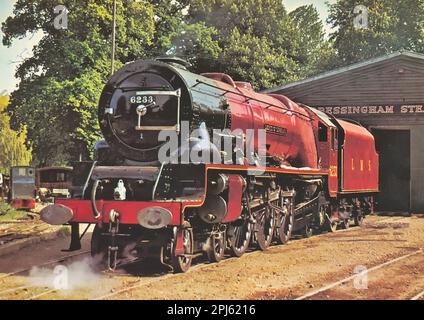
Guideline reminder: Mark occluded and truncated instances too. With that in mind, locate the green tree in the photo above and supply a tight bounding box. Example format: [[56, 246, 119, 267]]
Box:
[[327, 0, 424, 65], [164, 22, 222, 72], [217, 27, 300, 89], [144, 0, 190, 56], [289, 5, 337, 76], [0, 95, 32, 173], [175, 0, 331, 90], [184, 0, 301, 89], [2, 0, 155, 165]]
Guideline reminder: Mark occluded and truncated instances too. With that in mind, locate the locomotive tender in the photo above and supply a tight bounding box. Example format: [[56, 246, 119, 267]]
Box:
[[41, 57, 379, 272]]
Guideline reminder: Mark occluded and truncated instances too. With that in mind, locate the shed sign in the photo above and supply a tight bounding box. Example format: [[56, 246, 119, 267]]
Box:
[[317, 105, 424, 115]]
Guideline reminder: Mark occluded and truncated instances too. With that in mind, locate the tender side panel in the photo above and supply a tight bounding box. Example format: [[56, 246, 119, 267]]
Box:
[[338, 120, 379, 193]]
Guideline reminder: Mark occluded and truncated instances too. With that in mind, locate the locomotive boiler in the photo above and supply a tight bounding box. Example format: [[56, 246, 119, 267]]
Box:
[[41, 57, 379, 272]]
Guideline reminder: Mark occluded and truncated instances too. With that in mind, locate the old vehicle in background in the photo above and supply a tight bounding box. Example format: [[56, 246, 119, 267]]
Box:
[[36, 166, 73, 202], [0, 173, 10, 201], [9, 166, 36, 210]]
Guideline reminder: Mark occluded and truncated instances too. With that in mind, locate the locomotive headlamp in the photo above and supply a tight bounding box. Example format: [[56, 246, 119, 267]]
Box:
[[137, 207, 172, 229], [40, 204, 73, 225], [135, 102, 155, 130], [136, 105, 148, 117]]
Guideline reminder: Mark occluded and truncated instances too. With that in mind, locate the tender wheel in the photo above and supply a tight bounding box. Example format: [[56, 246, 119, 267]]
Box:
[[255, 206, 276, 250], [315, 204, 327, 234], [354, 211, 364, 226], [227, 219, 253, 257], [171, 227, 193, 273], [326, 218, 338, 233], [206, 231, 226, 263], [342, 219, 350, 229], [304, 224, 313, 238]]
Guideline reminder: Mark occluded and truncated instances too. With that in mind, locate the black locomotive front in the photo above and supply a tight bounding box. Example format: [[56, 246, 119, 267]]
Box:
[[98, 57, 229, 164], [98, 59, 191, 162]]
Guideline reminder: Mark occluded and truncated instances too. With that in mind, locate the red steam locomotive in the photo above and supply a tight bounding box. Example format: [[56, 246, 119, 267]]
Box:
[[41, 57, 378, 272]]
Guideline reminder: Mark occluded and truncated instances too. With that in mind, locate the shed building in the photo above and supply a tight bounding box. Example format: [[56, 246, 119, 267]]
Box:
[[265, 51, 424, 212]]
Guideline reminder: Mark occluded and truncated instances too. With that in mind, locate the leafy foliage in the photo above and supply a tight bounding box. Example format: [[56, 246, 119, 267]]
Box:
[[0, 95, 32, 173], [289, 5, 338, 76], [2, 0, 155, 165], [182, 0, 299, 88], [1, 0, 332, 163], [0, 202, 28, 221], [327, 0, 424, 65], [167, 0, 333, 90]]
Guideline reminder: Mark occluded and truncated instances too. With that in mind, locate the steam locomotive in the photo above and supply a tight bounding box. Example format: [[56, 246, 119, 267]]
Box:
[[41, 57, 379, 272]]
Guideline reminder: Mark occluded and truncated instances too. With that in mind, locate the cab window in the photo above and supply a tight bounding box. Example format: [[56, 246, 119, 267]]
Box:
[[331, 128, 338, 150], [318, 122, 327, 142]]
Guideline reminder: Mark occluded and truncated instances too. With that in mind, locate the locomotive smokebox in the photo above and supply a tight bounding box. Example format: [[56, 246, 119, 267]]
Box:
[[98, 58, 230, 163], [98, 59, 193, 162]]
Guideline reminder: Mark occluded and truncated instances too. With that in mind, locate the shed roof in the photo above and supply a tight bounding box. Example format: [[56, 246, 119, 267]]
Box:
[[264, 51, 424, 106]]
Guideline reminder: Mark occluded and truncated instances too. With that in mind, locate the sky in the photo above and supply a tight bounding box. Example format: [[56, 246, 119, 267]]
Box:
[[0, 0, 336, 94]]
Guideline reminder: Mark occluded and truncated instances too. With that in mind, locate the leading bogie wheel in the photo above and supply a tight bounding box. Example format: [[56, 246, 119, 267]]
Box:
[[171, 227, 194, 273], [342, 218, 350, 229], [90, 224, 108, 267], [206, 231, 226, 263], [304, 223, 313, 238]]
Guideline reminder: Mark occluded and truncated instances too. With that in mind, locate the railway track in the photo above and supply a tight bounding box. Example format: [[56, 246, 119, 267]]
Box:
[[411, 289, 424, 300], [92, 223, 371, 300], [1, 214, 416, 300], [92, 255, 223, 300], [295, 248, 424, 300], [0, 223, 54, 246], [0, 250, 90, 299], [0, 250, 90, 280]]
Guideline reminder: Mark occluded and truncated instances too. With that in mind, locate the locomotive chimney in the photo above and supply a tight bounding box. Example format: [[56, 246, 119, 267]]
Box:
[[155, 56, 191, 70]]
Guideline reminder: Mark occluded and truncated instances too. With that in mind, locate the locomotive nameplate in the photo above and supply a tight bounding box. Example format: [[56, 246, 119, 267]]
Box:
[[264, 124, 288, 136]]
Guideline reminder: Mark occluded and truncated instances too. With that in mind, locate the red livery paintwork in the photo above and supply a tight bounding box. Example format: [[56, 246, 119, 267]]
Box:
[[202, 73, 318, 168], [10, 198, 36, 210], [222, 175, 245, 223], [55, 199, 181, 225], [338, 120, 379, 193]]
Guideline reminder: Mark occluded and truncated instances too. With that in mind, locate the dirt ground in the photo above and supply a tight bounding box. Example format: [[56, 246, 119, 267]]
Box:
[[0, 214, 423, 300], [0, 205, 62, 254]]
